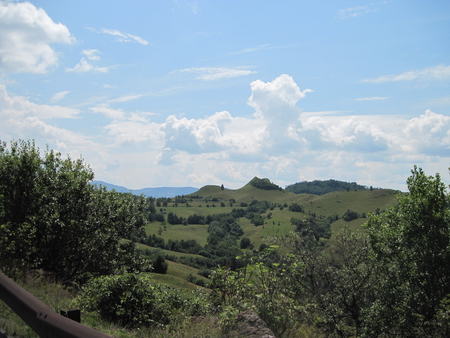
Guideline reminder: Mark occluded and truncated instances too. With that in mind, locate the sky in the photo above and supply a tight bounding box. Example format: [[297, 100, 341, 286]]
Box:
[[0, 0, 449, 191]]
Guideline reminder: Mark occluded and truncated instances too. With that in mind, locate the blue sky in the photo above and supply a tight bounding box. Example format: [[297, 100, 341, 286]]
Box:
[[1, 0, 449, 191]]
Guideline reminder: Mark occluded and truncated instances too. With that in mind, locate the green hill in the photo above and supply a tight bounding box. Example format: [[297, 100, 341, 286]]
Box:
[[144, 179, 399, 261]]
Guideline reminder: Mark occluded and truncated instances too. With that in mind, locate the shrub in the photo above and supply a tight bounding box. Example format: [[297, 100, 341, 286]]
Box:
[[77, 274, 213, 329]]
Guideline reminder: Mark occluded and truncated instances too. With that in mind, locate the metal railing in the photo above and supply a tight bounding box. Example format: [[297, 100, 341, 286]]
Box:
[[0, 272, 112, 338]]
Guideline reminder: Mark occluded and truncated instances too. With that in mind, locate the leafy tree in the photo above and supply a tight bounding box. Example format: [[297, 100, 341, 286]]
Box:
[[364, 166, 450, 336], [0, 140, 147, 282], [342, 209, 359, 222], [151, 253, 168, 274], [240, 237, 253, 249], [288, 203, 304, 213]]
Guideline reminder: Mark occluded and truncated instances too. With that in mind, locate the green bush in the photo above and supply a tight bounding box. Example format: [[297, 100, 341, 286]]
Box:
[[77, 273, 214, 329]]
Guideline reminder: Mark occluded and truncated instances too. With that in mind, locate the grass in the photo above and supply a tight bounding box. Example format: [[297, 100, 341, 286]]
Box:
[[302, 189, 398, 218], [0, 276, 75, 338], [144, 188, 398, 255], [0, 275, 222, 338], [145, 222, 210, 246]]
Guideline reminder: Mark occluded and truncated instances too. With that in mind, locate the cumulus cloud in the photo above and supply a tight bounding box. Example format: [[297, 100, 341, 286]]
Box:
[[105, 120, 164, 147], [363, 65, 450, 83], [155, 74, 450, 189], [248, 74, 312, 118], [0, 1, 74, 73], [162, 111, 232, 156], [174, 67, 257, 81], [247, 74, 312, 153], [403, 109, 450, 155]]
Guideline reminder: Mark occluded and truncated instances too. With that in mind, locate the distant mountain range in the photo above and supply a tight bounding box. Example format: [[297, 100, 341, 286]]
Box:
[[92, 181, 199, 198]]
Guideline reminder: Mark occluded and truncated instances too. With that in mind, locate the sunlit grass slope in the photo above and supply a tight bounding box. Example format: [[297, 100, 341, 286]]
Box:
[[146, 185, 399, 248]]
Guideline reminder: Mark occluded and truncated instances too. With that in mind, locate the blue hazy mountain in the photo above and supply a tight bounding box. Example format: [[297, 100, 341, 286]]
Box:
[[92, 181, 199, 198]]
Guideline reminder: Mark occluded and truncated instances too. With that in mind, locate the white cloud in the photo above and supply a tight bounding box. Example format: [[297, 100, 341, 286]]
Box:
[[174, 67, 257, 81], [248, 74, 312, 118], [66, 58, 110, 73], [82, 49, 101, 61], [0, 1, 74, 73], [229, 44, 270, 55], [403, 109, 450, 155], [93, 28, 149, 45], [338, 5, 377, 19], [89, 103, 163, 147], [50, 91, 70, 103], [363, 65, 450, 83], [355, 96, 389, 101], [108, 94, 144, 103], [90, 105, 126, 121], [105, 120, 164, 147], [0, 84, 78, 119], [162, 111, 233, 156], [247, 74, 313, 153]]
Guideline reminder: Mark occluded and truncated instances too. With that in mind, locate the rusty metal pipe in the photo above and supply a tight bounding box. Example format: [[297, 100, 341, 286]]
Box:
[[0, 272, 112, 338]]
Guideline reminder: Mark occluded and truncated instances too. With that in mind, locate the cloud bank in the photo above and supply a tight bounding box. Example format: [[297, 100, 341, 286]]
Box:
[[0, 1, 74, 73], [1, 74, 448, 190]]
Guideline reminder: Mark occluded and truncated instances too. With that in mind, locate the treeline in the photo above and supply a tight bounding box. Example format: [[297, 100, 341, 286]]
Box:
[[285, 178, 369, 195]]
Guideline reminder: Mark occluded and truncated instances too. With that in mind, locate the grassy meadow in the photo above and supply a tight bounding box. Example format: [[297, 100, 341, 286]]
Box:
[[145, 185, 398, 250]]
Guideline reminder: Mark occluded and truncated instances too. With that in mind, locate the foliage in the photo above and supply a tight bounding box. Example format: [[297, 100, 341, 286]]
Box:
[[342, 209, 359, 222], [286, 179, 367, 195], [150, 253, 168, 274], [0, 140, 147, 282], [239, 237, 253, 249], [291, 216, 331, 241], [167, 212, 185, 225], [288, 202, 304, 213], [76, 273, 215, 329], [209, 249, 298, 337], [187, 273, 206, 287], [248, 177, 283, 191], [364, 166, 450, 336]]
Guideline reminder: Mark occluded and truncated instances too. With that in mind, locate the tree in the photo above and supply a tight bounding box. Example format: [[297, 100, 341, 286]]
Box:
[[364, 166, 450, 336], [240, 237, 253, 250], [151, 253, 168, 274], [0, 140, 147, 282]]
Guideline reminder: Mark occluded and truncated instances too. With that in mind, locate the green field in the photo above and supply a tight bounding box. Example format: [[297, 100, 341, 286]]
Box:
[[145, 185, 398, 251], [139, 185, 400, 295]]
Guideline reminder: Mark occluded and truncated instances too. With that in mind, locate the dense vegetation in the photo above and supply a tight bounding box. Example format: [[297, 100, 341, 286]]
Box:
[[286, 179, 369, 195], [0, 140, 148, 283], [1, 139, 450, 338], [248, 176, 283, 190]]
